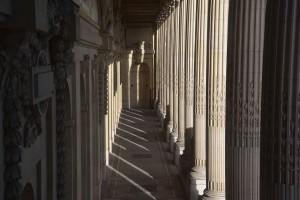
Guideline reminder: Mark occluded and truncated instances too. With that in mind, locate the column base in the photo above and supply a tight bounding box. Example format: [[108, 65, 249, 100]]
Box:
[[160, 112, 166, 128], [190, 167, 206, 199], [166, 123, 173, 143], [169, 131, 178, 153], [111, 130, 115, 144], [175, 142, 184, 167], [179, 153, 192, 175], [201, 189, 225, 200]]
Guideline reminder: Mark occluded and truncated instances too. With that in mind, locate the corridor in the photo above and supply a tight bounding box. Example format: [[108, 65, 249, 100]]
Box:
[[101, 108, 186, 200]]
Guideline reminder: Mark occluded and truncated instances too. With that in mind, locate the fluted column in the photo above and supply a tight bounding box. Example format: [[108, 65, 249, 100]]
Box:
[[180, 0, 197, 174], [190, 0, 208, 198], [163, 16, 167, 119], [261, 1, 300, 199], [160, 16, 167, 127], [175, 0, 187, 166], [167, 2, 175, 143], [157, 27, 163, 117], [225, 0, 266, 199], [202, 0, 229, 199], [170, 0, 180, 153]]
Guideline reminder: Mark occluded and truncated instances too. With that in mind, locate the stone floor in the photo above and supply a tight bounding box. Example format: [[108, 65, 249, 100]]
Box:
[[101, 108, 187, 200]]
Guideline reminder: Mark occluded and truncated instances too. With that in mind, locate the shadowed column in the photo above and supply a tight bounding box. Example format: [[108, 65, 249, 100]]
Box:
[[261, 0, 300, 199], [225, 0, 266, 199]]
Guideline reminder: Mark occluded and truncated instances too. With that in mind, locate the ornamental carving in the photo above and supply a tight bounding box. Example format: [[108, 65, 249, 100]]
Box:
[[100, 0, 114, 33], [113, 3, 125, 49], [48, 0, 77, 199], [229, 81, 261, 148], [114, 61, 118, 95], [195, 73, 206, 115], [1, 32, 50, 200], [208, 76, 226, 127], [97, 52, 115, 115]]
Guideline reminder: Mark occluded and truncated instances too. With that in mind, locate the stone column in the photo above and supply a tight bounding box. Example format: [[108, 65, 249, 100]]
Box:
[[170, 0, 180, 153], [155, 27, 159, 107], [162, 17, 167, 119], [261, 1, 300, 199], [180, 0, 197, 174], [225, 1, 266, 199], [167, 1, 175, 143], [156, 26, 162, 119], [165, 13, 170, 116], [202, 0, 229, 199], [160, 18, 167, 127], [121, 51, 132, 108], [175, 0, 187, 166], [190, 0, 208, 198]]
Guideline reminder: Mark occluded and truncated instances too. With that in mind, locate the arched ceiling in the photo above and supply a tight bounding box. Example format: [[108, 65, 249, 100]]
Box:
[[121, 0, 161, 28]]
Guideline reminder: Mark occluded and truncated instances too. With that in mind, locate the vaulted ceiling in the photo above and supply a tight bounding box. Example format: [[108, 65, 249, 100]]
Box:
[[121, 0, 161, 28]]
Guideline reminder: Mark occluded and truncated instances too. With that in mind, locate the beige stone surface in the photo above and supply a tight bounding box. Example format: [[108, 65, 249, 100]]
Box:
[[102, 108, 186, 200]]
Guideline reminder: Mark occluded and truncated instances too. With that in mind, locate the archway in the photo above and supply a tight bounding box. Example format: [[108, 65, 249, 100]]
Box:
[[130, 64, 138, 107], [138, 63, 150, 108], [22, 183, 34, 200]]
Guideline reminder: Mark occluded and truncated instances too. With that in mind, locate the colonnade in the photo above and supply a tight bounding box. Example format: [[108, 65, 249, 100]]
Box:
[[155, 0, 300, 199]]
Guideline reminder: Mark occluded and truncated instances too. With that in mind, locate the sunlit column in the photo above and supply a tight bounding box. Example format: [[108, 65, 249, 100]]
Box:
[[165, 12, 170, 118], [155, 26, 160, 110], [202, 0, 229, 199], [167, 1, 175, 143], [175, 0, 187, 167], [157, 26, 163, 117], [261, 1, 300, 199], [180, 0, 197, 174], [225, 1, 266, 199], [162, 15, 167, 120], [160, 16, 167, 127], [121, 50, 132, 108], [190, 0, 208, 198], [170, 0, 180, 153]]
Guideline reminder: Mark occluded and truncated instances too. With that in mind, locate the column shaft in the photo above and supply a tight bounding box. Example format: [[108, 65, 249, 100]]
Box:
[[181, 0, 197, 173], [190, 0, 208, 198], [225, 0, 266, 199], [167, 4, 175, 142], [261, 0, 300, 199], [175, 0, 187, 166], [202, 0, 229, 199], [170, 1, 180, 152]]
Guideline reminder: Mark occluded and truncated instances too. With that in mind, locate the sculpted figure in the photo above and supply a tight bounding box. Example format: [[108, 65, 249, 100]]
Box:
[[100, 0, 113, 33]]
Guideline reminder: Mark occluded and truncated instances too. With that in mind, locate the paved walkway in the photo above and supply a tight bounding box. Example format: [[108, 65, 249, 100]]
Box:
[[101, 108, 186, 200]]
